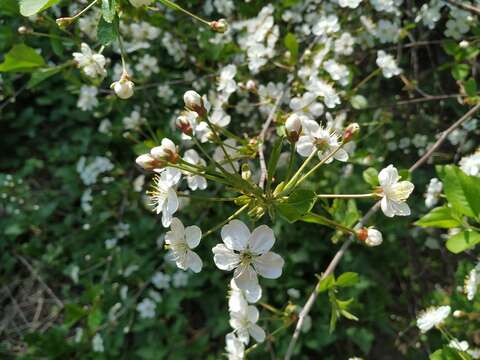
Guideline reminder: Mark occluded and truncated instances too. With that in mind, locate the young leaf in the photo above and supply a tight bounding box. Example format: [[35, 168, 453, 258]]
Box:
[[362, 167, 379, 186], [20, 0, 60, 16], [464, 78, 477, 97], [276, 189, 317, 223], [0, 44, 45, 72], [284, 33, 299, 62], [451, 64, 470, 81], [317, 274, 335, 293], [27, 65, 65, 89], [97, 17, 118, 45], [439, 165, 478, 218], [446, 230, 480, 254], [101, 0, 116, 23], [336, 272, 359, 287], [414, 206, 462, 229], [267, 136, 284, 188]]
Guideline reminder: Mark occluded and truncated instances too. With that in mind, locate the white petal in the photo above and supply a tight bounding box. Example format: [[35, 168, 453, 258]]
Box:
[[390, 201, 411, 216], [381, 197, 395, 218], [221, 220, 250, 251], [212, 244, 241, 271], [249, 225, 275, 255], [378, 164, 398, 187], [246, 305, 259, 323], [248, 323, 266, 343], [233, 265, 259, 293], [296, 136, 315, 157], [253, 252, 284, 279], [244, 282, 262, 303], [170, 217, 184, 237], [185, 225, 202, 249], [334, 148, 349, 162], [166, 188, 179, 215], [186, 250, 203, 273]]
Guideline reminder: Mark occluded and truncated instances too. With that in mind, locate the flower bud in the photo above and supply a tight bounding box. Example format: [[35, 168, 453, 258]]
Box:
[[150, 138, 179, 164], [135, 154, 158, 171], [343, 123, 360, 143], [285, 114, 302, 143], [56, 17, 74, 28], [209, 19, 229, 33], [111, 78, 134, 99], [357, 227, 383, 247], [183, 90, 206, 117], [246, 80, 257, 92], [241, 163, 251, 181], [18, 26, 31, 35], [176, 113, 195, 136]]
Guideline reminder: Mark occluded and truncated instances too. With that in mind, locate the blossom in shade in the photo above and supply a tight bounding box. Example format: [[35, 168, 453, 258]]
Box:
[[229, 303, 266, 345], [416, 305, 451, 333], [149, 170, 180, 227], [225, 333, 245, 360], [165, 218, 203, 273], [183, 149, 207, 191], [72, 43, 107, 79], [378, 165, 414, 217]]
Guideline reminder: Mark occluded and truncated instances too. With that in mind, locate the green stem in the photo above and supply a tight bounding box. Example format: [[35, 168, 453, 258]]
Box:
[[286, 143, 296, 182], [158, 0, 211, 26], [72, 0, 99, 20], [204, 116, 236, 172], [202, 204, 249, 239], [351, 68, 381, 94], [245, 319, 295, 355], [283, 150, 317, 193], [317, 193, 376, 199], [177, 193, 237, 202]]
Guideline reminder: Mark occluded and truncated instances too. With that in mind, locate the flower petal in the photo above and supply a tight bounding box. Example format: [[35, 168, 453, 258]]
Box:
[[248, 323, 266, 343], [378, 164, 398, 187], [233, 264, 259, 293], [186, 250, 203, 273], [296, 136, 315, 157], [381, 196, 394, 218], [253, 252, 284, 279], [221, 220, 250, 251], [249, 225, 275, 255], [212, 244, 240, 271], [185, 225, 202, 249]]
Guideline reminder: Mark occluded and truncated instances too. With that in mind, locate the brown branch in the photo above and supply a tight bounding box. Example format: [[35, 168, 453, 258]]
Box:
[[284, 102, 480, 359], [445, 0, 480, 15]]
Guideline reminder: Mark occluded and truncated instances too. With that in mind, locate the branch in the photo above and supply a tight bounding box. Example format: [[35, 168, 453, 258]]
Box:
[[284, 102, 480, 359], [445, 0, 480, 15]]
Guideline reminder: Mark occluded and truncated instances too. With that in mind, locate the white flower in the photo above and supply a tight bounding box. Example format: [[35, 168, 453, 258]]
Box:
[[152, 271, 171, 290], [230, 303, 266, 344], [425, 178, 443, 208], [149, 171, 180, 227], [129, 0, 153, 7], [296, 119, 348, 163], [172, 271, 189, 287], [225, 333, 245, 360], [338, 0, 362, 8], [165, 218, 203, 273], [213, 139, 240, 173], [150, 138, 178, 163], [416, 305, 451, 333], [183, 149, 207, 191], [376, 50, 402, 78], [289, 92, 324, 117], [92, 333, 104, 352], [72, 43, 107, 78], [334, 32, 355, 55], [448, 339, 470, 352], [218, 64, 237, 98], [229, 279, 262, 313], [312, 15, 340, 36], [77, 85, 98, 111], [378, 165, 414, 217], [111, 78, 134, 99], [459, 151, 480, 177], [136, 298, 156, 319], [212, 220, 284, 293], [464, 264, 480, 301]]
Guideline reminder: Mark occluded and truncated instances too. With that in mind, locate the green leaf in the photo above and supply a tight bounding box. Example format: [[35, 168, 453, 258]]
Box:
[[276, 189, 317, 223], [452, 64, 470, 81], [267, 136, 284, 188], [87, 307, 103, 330], [284, 33, 299, 62], [442, 40, 458, 56], [336, 272, 359, 287], [97, 16, 118, 45], [446, 230, 480, 254], [362, 167, 379, 186], [317, 274, 335, 293], [465, 78, 477, 97], [0, 44, 45, 72], [27, 65, 65, 89], [101, 0, 116, 23], [414, 206, 462, 229], [64, 304, 87, 328], [0, 0, 19, 15], [20, 0, 60, 16], [440, 165, 480, 218], [350, 95, 368, 110]]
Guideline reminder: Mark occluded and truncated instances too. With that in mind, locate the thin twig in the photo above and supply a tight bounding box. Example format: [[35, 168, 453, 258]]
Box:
[[445, 0, 480, 15], [284, 102, 480, 359]]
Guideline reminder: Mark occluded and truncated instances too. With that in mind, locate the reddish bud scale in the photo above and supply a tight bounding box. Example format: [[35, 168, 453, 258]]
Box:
[[356, 228, 368, 242]]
